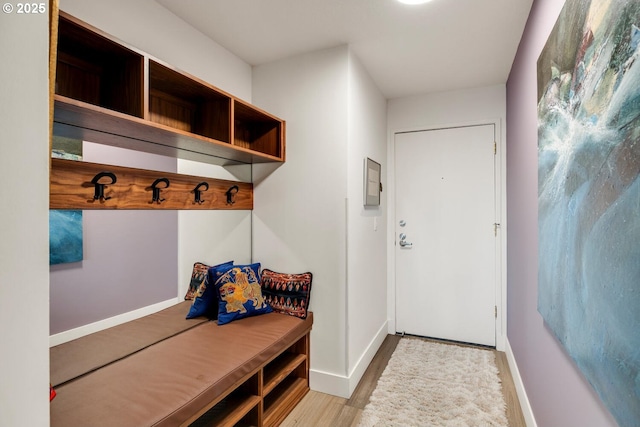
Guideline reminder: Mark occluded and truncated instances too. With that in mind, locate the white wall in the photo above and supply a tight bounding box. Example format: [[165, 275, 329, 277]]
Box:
[[252, 46, 350, 395], [388, 86, 506, 131], [176, 160, 253, 299], [387, 85, 507, 349], [346, 53, 388, 394], [252, 46, 388, 398], [0, 8, 50, 427], [59, 0, 254, 311]]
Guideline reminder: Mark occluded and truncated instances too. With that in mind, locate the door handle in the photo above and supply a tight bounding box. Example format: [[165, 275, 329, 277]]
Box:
[[399, 232, 413, 248]]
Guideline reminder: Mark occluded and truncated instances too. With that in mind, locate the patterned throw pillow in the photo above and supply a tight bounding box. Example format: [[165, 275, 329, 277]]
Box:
[[184, 262, 210, 300], [185, 261, 233, 319], [260, 269, 312, 319], [215, 263, 272, 325]]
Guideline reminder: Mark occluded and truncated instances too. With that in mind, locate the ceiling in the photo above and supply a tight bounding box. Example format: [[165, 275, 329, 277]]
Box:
[[156, 0, 533, 99]]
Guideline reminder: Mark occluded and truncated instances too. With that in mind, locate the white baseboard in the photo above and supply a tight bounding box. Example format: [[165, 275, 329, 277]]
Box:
[[505, 337, 537, 427], [49, 298, 181, 347], [347, 320, 389, 396], [310, 320, 389, 399], [310, 368, 350, 398]]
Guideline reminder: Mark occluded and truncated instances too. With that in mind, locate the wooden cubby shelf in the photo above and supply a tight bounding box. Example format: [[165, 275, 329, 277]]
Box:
[[149, 60, 231, 144], [263, 377, 309, 427], [56, 14, 144, 119], [263, 353, 307, 396], [53, 11, 285, 169], [234, 100, 283, 159], [188, 333, 310, 427], [189, 391, 261, 427]]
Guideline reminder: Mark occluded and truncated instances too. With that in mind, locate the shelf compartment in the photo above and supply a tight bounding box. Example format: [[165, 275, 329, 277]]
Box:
[[56, 13, 143, 118], [149, 60, 231, 143], [234, 100, 283, 160], [263, 353, 307, 396], [263, 376, 309, 427], [189, 391, 260, 427]]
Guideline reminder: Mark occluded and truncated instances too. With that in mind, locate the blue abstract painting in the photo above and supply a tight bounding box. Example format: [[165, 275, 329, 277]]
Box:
[[50, 210, 83, 264], [537, 1, 640, 425], [50, 137, 83, 265]]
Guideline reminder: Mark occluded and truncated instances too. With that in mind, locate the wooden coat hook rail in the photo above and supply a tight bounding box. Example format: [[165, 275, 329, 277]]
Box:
[[50, 158, 253, 210]]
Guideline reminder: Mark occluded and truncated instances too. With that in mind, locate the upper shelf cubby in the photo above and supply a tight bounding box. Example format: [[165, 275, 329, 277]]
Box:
[[53, 11, 285, 166], [234, 100, 283, 160], [56, 14, 144, 119], [149, 60, 231, 144]]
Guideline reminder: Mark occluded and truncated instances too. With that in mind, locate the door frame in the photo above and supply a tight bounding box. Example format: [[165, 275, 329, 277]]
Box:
[[386, 119, 506, 351]]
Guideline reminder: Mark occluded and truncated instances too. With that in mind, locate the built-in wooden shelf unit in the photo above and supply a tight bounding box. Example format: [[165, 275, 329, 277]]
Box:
[[51, 11, 286, 210], [53, 11, 285, 168]]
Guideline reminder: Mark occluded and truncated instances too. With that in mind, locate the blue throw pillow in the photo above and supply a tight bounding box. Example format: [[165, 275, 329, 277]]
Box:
[[215, 263, 272, 325], [185, 261, 233, 319]]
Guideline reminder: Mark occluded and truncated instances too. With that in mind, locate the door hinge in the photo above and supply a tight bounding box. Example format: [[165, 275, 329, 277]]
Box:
[[494, 222, 501, 236], [494, 141, 497, 155], [495, 306, 497, 318]]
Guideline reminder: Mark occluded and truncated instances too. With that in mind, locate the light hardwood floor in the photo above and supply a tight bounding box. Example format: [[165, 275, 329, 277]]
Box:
[[281, 334, 526, 427]]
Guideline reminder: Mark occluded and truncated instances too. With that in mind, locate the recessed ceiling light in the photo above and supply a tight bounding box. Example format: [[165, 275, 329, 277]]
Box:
[[396, 0, 433, 4]]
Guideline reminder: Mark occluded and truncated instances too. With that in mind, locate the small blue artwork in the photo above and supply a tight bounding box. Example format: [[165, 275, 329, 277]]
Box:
[[537, 1, 640, 425], [50, 210, 83, 265], [50, 137, 83, 265]]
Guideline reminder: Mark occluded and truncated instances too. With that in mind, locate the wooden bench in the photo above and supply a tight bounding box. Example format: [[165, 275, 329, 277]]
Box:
[[50, 301, 313, 426]]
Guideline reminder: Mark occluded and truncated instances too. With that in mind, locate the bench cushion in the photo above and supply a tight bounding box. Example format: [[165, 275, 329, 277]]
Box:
[[50, 301, 207, 387], [51, 311, 313, 427]]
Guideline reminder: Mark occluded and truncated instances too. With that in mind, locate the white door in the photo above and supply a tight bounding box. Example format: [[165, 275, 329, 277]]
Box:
[[395, 125, 497, 347]]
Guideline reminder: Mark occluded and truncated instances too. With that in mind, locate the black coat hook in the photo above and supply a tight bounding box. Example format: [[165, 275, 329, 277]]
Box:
[[151, 178, 170, 204], [226, 185, 239, 205], [193, 182, 209, 204], [91, 171, 117, 201]]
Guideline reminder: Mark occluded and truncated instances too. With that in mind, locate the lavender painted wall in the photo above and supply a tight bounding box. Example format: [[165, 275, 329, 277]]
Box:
[[49, 144, 178, 334], [506, 0, 618, 425]]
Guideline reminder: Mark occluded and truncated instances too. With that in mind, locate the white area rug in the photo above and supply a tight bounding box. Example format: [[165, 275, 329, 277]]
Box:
[[358, 338, 508, 427]]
